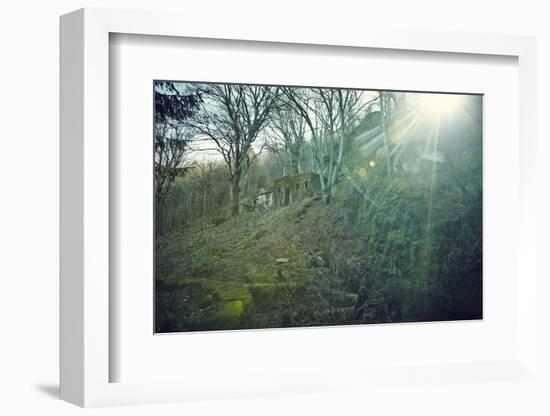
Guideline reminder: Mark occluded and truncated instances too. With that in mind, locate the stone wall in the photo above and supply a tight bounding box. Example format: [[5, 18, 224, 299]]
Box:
[[239, 172, 321, 214], [270, 172, 321, 208]]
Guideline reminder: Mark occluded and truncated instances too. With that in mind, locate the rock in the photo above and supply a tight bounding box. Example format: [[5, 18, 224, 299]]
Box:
[[315, 255, 325, 267], [305, 254, 325, 268]]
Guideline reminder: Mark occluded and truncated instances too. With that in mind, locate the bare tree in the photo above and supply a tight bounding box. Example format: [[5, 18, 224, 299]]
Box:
[[365, 91, 408, 176], [319, 88, 365, 197], [155, 123, 196, 233], [283, 87, 365, 199], [196, 162, 215, 220], [266, 106, 307, 176], [282, 88, 326, 191], [154, 81, 200, 234], [190, 84, 280, 216]]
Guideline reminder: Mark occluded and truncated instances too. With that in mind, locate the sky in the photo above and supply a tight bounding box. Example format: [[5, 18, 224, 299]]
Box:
[[157, 81, 476, 165]]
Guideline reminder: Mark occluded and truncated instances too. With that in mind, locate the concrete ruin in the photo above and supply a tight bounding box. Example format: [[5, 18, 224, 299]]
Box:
[[239, 172, 321, 213]]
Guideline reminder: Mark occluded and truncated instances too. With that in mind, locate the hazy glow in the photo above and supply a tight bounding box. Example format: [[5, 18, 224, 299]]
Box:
[[419, 93, 465, 119]]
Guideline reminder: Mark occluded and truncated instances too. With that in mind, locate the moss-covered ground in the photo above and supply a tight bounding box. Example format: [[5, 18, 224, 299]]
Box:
[[155, 196, 360, 332]]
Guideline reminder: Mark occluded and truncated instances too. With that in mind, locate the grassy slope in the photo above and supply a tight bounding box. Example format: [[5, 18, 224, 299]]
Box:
[[155, 195, 355, 331]]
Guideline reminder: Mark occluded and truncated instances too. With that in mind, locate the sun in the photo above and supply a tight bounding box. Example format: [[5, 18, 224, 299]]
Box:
[[419, 93, 465, 119]]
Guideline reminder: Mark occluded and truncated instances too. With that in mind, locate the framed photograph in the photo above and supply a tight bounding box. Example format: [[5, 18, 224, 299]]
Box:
[[152, 81, 483, 334], [60, 8, 538, 408]]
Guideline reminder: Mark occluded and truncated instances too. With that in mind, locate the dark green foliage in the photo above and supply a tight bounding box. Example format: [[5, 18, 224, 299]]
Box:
[[155, 280, 222, 332], [337, 170, 482, 323], [154, 81, 201, 124]]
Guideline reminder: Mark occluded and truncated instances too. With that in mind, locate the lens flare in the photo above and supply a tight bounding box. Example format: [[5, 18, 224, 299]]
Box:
[[419, 93, 465, 119]]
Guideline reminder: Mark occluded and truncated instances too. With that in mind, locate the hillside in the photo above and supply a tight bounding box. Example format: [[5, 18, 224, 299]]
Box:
[[156, 155, 482, 333], [155, 195, 363, 332]]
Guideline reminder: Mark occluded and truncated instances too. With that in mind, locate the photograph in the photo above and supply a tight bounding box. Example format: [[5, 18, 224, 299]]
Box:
[[153, 81, 483, 333]]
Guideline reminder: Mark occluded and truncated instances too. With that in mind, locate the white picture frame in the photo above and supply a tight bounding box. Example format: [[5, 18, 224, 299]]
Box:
[[60, 7, 538, 407]]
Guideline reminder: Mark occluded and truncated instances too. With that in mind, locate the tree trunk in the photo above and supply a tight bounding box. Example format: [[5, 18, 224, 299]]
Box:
[[202, 187, 207, 219], [379, 93, 393, 176], [330, 130, 346, 197], [230, 171, 241, 216]]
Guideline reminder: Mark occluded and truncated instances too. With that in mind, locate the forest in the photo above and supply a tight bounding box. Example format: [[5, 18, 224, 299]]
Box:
[[154, 81, 483, 333]]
